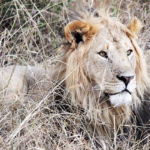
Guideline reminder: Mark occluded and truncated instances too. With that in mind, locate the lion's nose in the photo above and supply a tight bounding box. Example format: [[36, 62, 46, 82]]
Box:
[[116, 75, 134, 86]]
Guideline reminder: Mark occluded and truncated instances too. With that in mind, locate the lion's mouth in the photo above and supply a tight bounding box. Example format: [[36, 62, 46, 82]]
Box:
[[105, 89, 131, 96]]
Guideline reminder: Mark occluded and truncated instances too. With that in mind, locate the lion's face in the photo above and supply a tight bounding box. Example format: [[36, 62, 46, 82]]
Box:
[[64, 15, 148, 108], [86, 27, 136, 106]]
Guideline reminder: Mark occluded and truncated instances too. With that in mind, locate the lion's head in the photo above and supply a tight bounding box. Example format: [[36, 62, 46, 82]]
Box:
[[52, 10, 149, 139]]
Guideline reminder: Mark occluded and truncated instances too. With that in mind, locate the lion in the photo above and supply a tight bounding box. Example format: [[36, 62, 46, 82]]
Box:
[[0, 10, 150, 145], [0, 65, 52, 100]]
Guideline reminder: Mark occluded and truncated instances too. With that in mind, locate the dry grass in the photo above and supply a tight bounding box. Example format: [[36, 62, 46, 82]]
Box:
[[0, 0, 150, 149]]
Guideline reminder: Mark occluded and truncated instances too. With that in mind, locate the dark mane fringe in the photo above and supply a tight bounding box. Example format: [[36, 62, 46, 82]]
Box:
[[132, 93, 150, 143]]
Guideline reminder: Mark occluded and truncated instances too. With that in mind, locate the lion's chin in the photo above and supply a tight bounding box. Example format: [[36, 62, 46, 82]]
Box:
[[109, 91, 132, 107]]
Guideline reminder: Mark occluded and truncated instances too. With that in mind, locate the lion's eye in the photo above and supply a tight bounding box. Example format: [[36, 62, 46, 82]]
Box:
[[127, 49, 133, 56], [98, 51, 108, 58]]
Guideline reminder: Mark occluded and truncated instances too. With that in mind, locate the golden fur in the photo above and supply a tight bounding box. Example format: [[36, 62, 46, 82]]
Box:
[[52, 11, 150, 140], [0, 10, 149, 142]]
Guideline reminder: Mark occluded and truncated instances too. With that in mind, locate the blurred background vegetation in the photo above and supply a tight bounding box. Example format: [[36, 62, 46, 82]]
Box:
[[0, 0, 73, 66]]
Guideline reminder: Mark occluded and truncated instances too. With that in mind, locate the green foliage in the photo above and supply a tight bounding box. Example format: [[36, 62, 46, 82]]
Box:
[[112, 3, 121, 17]]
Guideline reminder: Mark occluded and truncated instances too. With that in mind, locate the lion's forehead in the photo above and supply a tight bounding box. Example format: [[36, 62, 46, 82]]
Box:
[[94, 27, 133, 52]]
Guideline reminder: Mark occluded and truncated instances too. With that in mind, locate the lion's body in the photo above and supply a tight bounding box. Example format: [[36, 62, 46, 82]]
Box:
[[0, 65, 52, 101], [1, 10, 150, 143]]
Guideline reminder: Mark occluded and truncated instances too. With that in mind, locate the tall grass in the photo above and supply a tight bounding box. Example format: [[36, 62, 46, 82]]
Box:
[[0, 0, 150, 149]]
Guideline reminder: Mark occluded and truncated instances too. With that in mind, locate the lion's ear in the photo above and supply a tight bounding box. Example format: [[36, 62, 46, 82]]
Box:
[[127, 17, 143, 33], [65, 21, 100, 48]]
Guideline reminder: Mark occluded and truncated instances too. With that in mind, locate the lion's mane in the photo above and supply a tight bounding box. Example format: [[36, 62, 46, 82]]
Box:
[[52, 10, 150, 141]]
